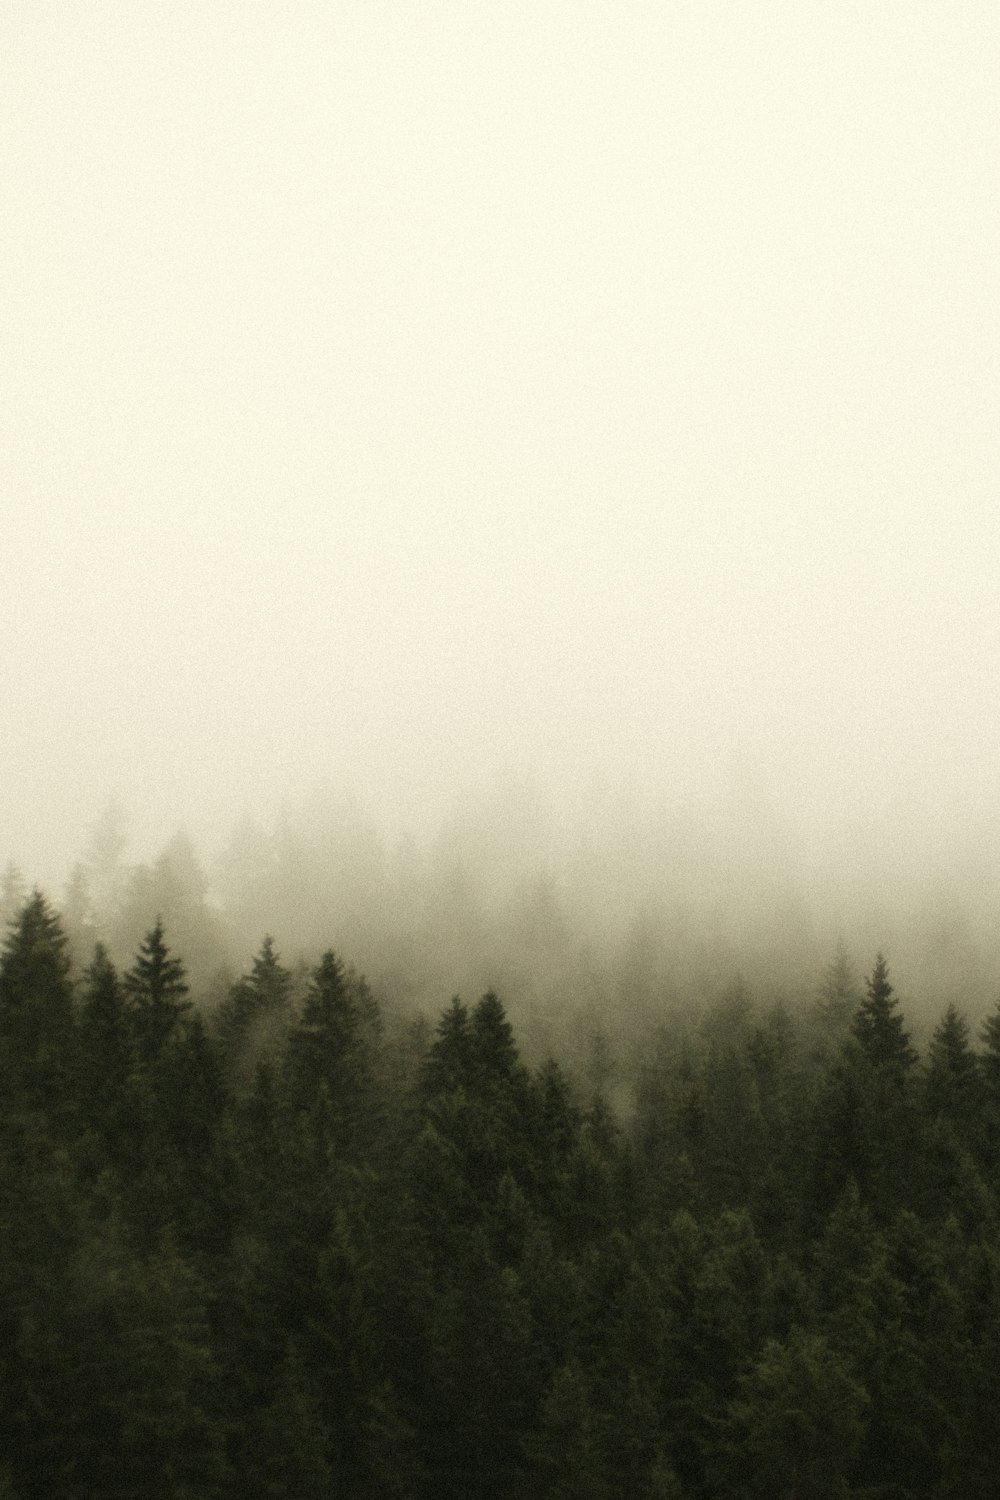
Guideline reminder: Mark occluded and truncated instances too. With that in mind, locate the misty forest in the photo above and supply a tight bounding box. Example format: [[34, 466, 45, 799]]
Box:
[[5, 810, 1000, 1500], [7, 0, 1000, 1493]]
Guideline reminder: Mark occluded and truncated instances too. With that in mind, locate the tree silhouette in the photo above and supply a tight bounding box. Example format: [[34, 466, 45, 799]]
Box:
[[852, 955, 916, 1078], [124, 919, 191, 1062]]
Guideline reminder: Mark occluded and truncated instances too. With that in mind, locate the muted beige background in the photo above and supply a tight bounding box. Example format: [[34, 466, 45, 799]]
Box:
[[2, 2, 998, 886]]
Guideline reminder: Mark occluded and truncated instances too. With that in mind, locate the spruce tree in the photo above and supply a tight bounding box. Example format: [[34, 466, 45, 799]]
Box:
[[124, 919, 191, 1062], [216, 935, 292, 1084], [816, 942, 861, 1038], [421, 996, 472, 1098], [286, 951, 380, 1160], [925, 1004, 980, 1128], [852, 955, 916, 1078], [0, 891, 76, 1125], [77, 942, 135, 1160]]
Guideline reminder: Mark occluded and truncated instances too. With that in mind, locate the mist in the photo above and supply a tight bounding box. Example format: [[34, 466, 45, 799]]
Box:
[[4, 2, 999, 1030]]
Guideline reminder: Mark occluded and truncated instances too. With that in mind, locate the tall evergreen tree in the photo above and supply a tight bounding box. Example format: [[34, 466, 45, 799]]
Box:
[[925, 1004, 980, 1128], [216, 935, 292, 1084], [124, 919, 191, 1062], [286, 951, 380, 1161], [421, 996, 472, 1098], [0, 891, 76, 1125], [851, 954, 916, 1078], [711, 1327, 869, 1499], [76, 942, 135, 1164], [470, 991, 522, 1096], [816, 942, 861, 1039]]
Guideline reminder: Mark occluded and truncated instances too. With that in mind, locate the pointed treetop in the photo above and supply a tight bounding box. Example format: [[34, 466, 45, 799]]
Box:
[[851, 954, 916, 1076], [125, 918, 189, 1000], [925, 1003, 979, 1122], [818, 942, 860, 1028], [928, 1004, 975, 1077], [471, 991, 520, 1086], [0, 888, 72, 1007], [422, 996, 472, 1096], [82, 940, 118, 994], [124, 918, 191, 1058]]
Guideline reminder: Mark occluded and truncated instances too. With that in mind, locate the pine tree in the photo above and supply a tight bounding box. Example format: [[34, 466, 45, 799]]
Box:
[[470, 991, 521, 1095], [216, 935, 292, 1085], [816, 942, 861, 1038], [0, 891, 76, 1126], [925, 1005, 980, 1128], [710, 1327, 869, 1499], [77, 942, 135, 1164], [421, 996, 472, 1097], [285, 951, 380, 1161], [526, 1359, 609, 1500], [124, 919, 191, 1062], [852, 955, 916, 1078]]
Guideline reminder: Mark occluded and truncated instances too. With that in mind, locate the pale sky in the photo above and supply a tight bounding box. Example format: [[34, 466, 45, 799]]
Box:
[[3, 2, 999, 887]]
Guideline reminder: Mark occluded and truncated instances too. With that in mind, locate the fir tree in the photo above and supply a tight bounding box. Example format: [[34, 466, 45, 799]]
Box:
[[711, 1327, 869, 1499], [216, 935, 292, 1084], [816, 942, 861, 1038], [851, 954, 916, 1078], [124, 919, 191, 1062], [421, 996, 472, 1098], [76, 942, 135, 1163], [925, 1004, 980, 1128], [286, 951, 380, 1160], [0, 891, 76, 1125]]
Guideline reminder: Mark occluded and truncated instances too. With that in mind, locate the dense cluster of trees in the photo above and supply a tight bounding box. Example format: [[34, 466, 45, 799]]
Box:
[[4, 888, 1000, 1497]]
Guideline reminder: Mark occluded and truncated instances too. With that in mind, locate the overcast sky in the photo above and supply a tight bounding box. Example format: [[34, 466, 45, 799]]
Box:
[[3, 2, 999, 887]]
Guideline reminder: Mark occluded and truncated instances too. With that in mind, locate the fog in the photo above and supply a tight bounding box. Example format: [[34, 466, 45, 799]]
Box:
[[4, 3, 999, 1019]]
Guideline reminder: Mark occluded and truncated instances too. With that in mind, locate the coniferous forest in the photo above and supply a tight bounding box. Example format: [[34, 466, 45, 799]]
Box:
[[5, 883, 1000, 1499]]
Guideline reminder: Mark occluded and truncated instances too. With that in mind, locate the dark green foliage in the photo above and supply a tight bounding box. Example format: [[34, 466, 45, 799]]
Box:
[[711, 1326, 869, 1498], [0, 891, 77, 1129], [852, 953, 917, 1078], [925, 1004, 981, 1131], [76, 942, 135, 1165], [285, 949, 382, 1162], [215, 935, 292, 1085], [124, 918, 192, 1061], [7, 887, 1000, 1500]]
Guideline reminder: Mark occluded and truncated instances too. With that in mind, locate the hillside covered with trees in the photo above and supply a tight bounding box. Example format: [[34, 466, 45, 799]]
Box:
[[3, 887, 1000, 1498]]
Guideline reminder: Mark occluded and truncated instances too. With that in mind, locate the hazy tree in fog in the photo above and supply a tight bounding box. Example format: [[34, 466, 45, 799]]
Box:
[[124, 919, 191, 1062], [0, 862, 27, 931], [216, 935, 293, 1085], [60, 861, 98, 974], [816, 942, 861, 1036], [81, 801, 129, 926], [852, 955, 916, 1078], [77, 943, 133, 1133], [0, 890, 76, 1126], [117, 833, 229, 990], [924, 1004, 980, 1129]]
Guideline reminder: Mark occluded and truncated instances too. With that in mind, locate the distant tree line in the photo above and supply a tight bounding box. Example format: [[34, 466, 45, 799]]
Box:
[[3, 889, 1000, 1497]]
